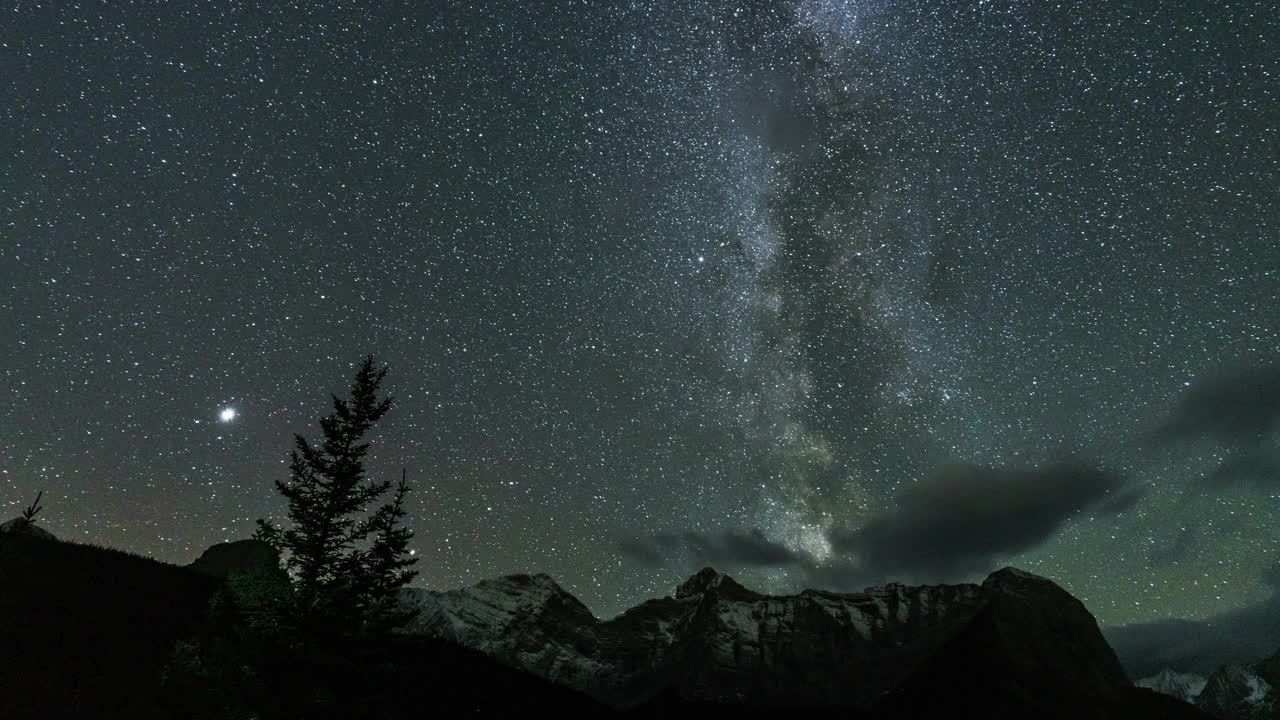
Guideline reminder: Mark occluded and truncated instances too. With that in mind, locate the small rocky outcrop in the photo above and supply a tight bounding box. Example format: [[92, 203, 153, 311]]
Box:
[[188, 538, 283, 580]]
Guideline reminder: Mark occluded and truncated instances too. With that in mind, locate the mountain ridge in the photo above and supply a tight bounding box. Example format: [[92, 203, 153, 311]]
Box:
[[399, 564, 1193, 715]]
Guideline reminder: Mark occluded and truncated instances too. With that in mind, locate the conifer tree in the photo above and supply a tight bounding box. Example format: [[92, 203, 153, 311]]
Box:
[[22, 491, 43, 522], [255, 355, 418, 639]]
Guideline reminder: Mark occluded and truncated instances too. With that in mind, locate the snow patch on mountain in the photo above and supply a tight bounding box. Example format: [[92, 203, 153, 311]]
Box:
[[1245, 673, 1271, 704], [1135, 668, 1207, 703], [1196, 663, 1276, 719]]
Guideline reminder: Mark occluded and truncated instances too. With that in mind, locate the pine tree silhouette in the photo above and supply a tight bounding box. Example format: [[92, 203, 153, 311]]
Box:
[[255, 355, 418, 641], [22, 491, 43, 522]]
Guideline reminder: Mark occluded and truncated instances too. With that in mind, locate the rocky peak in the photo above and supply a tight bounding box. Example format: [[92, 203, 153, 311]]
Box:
[[1197, 664, 1274, 719], [979, 566, 1131, 698], [674, 567, 753, 599], [504, 572, 564, 592], [440, 573, 597, 628], [1135, 669, 1208, 704], [675, 567, 725, 598], [982, 566, 1061, 596], [188, 539, 282, 579], [476, 573, 584, 604]]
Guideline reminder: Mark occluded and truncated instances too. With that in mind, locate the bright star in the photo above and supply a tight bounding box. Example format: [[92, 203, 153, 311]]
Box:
[[219, 407, 237, 422]]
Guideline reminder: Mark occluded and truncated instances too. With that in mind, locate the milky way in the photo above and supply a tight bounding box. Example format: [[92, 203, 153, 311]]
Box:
[[3, 0, 1277, 624]]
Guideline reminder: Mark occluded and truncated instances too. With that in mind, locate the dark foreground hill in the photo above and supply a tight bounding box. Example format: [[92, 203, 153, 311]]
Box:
[[0, 531, 218, 718]]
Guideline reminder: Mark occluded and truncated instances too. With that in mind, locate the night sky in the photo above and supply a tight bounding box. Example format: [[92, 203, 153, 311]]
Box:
[[3, 1, 1277, 626]]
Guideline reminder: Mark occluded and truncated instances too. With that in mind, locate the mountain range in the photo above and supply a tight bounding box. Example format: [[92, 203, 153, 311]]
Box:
[[398, 564, 1205, 716], [0, 521, 1225, 717]]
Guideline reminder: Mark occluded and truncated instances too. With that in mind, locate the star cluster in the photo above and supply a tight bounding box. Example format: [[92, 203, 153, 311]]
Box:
[[2, 0, 1276, 625]]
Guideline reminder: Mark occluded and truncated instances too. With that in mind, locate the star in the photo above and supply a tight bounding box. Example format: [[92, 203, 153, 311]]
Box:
[[3, 0, 1272, 628]]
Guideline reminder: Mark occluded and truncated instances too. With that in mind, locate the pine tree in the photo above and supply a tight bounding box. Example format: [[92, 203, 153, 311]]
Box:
[[22, 491, 43, 522], [255, 355, 418, 641]]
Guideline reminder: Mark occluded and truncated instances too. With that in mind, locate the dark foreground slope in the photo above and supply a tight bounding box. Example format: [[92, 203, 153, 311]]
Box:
[[0, 532, 219, 718]]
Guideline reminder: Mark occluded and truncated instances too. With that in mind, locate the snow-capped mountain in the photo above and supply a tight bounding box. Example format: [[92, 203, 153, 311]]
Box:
[[1137, 669, 1208, 703], [400, 566, 1137, 710], [1196, 663, 1277, 720], [1137, 650, 1280, 719]]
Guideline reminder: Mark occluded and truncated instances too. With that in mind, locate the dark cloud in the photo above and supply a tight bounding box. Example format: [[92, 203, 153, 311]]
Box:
[[618, 529, 805, 569], [616, 536, 667, 567], [1153, 365, 1280, 442], [796, 557, 878, 593], [1146, 527, 1200, 568], [624, 459, 1136, 587], [1106, 608, 1280, 679], [1095, 485, 1147, 515], [714, 529, 805, 566], [1107, 560, 1280, 679], [1107, 579, 1280, 678], [831, 460, 1130, 581], [1147, 365, 1280, 495], [1193, 449, 1280, 493], [1263, 562, 1280, 590], [618, 529, 881, 594]]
